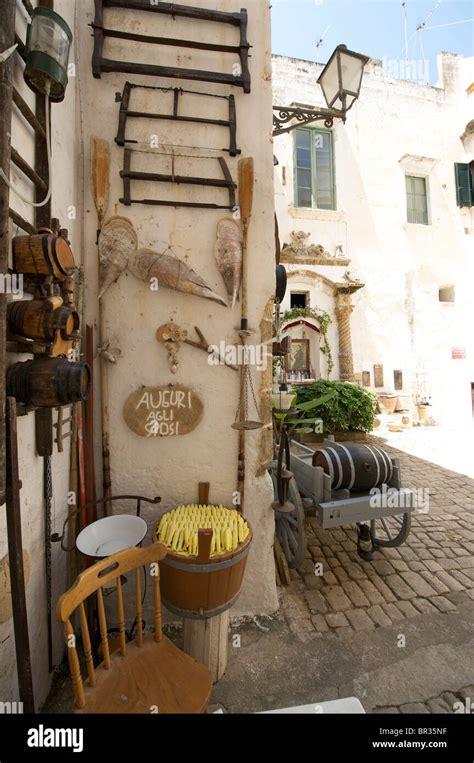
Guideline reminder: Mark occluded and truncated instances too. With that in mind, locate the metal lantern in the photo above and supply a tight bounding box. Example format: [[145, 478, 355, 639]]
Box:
[[317, 44, 369, 113], [24, 7, 73, 102]]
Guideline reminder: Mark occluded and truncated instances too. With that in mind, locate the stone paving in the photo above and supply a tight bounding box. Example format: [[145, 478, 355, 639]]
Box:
[[280, 439, 474, 645]]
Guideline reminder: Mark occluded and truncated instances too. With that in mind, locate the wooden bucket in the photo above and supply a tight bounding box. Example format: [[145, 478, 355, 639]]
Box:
[[6, 357, 90, 407], [313, 441, 393, 492], [12, 232, 75, 281], [153, 511, 252, 620], [7, 299, 79, 344]]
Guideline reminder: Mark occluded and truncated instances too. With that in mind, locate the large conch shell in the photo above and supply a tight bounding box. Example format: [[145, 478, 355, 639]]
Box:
[[98, 216, 138, 299], [129, 247, 227, 307], [214, 218, 242, 308]]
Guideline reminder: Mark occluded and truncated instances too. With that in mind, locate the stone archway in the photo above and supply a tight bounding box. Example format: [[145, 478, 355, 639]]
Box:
[[287, 270, 365, 381]]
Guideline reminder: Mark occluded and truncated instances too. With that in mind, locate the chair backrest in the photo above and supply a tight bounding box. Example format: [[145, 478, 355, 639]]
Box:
[[57, 542, 168, 709]]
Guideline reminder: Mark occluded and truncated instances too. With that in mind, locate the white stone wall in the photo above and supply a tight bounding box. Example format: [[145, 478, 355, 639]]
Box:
[[273, 52, 474, 424], [75, 0, 278, 619]]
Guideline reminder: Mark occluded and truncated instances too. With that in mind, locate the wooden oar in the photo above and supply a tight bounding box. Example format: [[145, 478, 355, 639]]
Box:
[[236, 158, 255, 513], [91, 137, 110, 236], [91, 137, 112, 514]]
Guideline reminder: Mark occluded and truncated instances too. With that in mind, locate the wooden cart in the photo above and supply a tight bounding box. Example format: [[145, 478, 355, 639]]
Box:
[[270, 437, 416, 570]]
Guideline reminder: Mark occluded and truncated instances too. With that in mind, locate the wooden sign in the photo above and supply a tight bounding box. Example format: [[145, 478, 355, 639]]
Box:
[[123, 386, 203, 438]]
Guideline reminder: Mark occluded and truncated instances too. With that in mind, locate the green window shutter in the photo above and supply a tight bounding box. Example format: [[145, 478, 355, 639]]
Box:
[[455, 163, 473, 208], [294, 127, 336, 210]]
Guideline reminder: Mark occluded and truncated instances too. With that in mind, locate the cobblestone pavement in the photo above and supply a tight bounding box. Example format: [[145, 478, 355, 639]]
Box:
[[280, 440, 474, 643]]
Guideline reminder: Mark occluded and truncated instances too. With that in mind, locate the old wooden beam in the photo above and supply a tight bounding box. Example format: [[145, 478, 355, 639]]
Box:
[[11, 147, 48, 194], [0, 0, 16, 506], [98, 58, 246, 89], [98, 26, 241, 55], [9, 208, 36, 235], [12, 88, 47, 140], [103, 0, 243, 26], [6, 398, 35, 712]]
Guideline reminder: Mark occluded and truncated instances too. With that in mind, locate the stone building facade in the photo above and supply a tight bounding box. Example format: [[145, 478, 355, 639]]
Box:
[[273, 52, 474, 424]]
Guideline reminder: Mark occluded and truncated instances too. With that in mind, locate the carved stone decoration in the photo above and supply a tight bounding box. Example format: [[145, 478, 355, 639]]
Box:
[[123, 386, 203, 438], [335, 293, 356, 381], [281, 231, 334, 260]]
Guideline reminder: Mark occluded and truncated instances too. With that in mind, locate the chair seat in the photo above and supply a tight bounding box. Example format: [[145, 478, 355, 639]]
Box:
[[76, 635, 212, 714]]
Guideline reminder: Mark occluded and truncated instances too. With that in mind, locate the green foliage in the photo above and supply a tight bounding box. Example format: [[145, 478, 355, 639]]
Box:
[[281, 306, 334, 378], [294, 380, 377, 433]]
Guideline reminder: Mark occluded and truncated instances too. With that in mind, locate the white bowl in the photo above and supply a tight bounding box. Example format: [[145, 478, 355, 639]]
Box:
[[76, 515, 148, 558]]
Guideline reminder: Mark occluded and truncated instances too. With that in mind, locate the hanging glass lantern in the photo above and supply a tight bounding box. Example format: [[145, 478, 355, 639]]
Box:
[[24, 7, 73, 103], [318, 45, 369, 113]]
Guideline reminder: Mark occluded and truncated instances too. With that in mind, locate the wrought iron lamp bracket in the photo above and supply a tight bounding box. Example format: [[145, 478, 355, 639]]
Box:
[[273, 106, 345, 137]]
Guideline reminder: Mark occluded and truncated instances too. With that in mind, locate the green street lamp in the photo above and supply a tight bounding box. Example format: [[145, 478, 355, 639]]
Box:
[[24, 7, 73, 103], [273, 45, 370, 136]]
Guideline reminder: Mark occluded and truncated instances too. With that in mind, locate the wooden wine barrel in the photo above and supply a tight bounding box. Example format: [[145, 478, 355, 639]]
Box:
[[12, 232, 75, 281], [313, 442, 393, 492], [154, 523, 253, 620], [6, 357, 90, 407], [7, 300, 79, 344]]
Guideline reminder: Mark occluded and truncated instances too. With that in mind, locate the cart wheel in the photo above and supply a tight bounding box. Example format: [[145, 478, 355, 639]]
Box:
[[270, 463, 307, 570], [370, 513, 411, 548]]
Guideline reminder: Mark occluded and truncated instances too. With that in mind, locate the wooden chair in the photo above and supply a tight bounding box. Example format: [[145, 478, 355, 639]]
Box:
[[57, 543, 213, 713]]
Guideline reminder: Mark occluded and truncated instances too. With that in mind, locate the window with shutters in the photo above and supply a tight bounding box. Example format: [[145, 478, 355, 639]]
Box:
[[406, 175, 429, 225], [294, 128, 336, 210], [455, 162, 474, 207]]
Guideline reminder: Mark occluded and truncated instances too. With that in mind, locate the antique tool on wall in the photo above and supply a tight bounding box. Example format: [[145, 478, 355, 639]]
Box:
[[120, 150, 237, 211], [184, 326, 239, 372], [6, 357, 91, 407], [7, 297, 79, 357], [91, 137, 110, 238], [233, 158, 262, 512], [115, 82, 240, 156], [12, 229, 75, 281], [34, 403, 54, 671], [130, 246, 227, 306], [5, 398, 35, 712], [98, 216, 137, 298], [92, 0, 251, 93], [215, 218, 242, 308], [156, 323, 188, 374], [92, 141, 113, 513]]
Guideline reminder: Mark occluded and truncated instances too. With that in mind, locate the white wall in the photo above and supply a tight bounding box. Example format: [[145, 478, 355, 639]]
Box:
[[273, 52, 474, 423], [75, 0, 278, 617]]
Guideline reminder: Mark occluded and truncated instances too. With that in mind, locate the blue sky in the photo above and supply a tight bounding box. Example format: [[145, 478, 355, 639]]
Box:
[[271, 0, 474, 84]]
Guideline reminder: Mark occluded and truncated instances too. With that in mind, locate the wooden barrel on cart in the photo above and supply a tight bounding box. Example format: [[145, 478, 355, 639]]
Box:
[[7, 299, 79, 344], [153, 520, 253, 620], [313, 442, 393, 492], [6, 357, 90, 407], [12, 232, 75, 281]]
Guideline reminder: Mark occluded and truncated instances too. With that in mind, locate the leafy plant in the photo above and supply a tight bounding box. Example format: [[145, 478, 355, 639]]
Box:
[[280, 306, 334, 378], [294, 380, 377, 433]]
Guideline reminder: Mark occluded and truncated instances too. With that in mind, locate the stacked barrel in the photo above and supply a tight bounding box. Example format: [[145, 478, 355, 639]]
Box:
[[7, 231, 90, 407]]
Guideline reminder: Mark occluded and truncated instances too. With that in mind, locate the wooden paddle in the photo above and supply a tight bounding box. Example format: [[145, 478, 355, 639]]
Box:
[[238, 157, 254, 333], [91, 137, 110, 236], [236, 158, 255, 512], [91, 137, 112, 513]]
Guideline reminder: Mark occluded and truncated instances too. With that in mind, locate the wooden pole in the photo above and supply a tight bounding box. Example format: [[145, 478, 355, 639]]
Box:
[[5, 398, 35, 712], [0, 0, 16, 507]]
